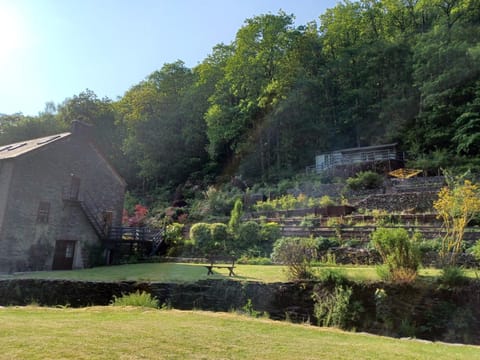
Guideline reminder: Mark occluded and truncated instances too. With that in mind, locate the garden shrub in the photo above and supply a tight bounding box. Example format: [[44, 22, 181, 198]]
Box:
[[111, 290, 159, 308], [190, 222, 227, 255], [210, 223, 229, 251], [318, 268, 348, 286], [271, 237, 319, 280], [253, 193, 330, 212], [237, 221, 261, 250], [317, 237, 340, 251], [300, 215, 321, 229], [319, 195, 335, 207], [260, 222, 281, 243], [346, 171, 383, 191], [371, 227, 421, 282], [258, 221, 281, 255], [374, 288, 391, 326], [228, 198, 243, 234], [204, 186, 241, 216], [468, 239, 480, 262], [189, 223, 211, 248], [313, 285, 363, 329], [439, 266, 468, 287], [164, 222, 185, 255]]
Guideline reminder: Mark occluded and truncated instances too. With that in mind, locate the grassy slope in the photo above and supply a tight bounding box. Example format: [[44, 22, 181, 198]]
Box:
[[1, 263, 478, 283], [0, 306, 478, 360]]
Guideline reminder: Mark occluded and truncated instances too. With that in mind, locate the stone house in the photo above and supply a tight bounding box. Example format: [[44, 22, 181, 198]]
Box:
[[0, 121, 125, 273]]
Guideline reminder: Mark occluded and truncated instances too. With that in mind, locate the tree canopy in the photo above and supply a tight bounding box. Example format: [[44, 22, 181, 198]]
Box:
[[1, 0, 479, 200]]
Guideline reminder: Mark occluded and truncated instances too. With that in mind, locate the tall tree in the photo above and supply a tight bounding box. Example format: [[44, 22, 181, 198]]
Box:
[[57, 89, 124, 167], [119, 61, 209, 192], [206, 12, 310, 180]]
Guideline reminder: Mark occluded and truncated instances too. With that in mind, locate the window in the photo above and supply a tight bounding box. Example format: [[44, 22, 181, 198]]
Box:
[[37, 201, 50, 223], [65, 243, 75, 258]]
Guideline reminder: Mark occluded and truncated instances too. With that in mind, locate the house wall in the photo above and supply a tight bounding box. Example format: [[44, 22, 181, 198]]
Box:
[[0, 161, 14, 232], [0, 134, 125, 273]]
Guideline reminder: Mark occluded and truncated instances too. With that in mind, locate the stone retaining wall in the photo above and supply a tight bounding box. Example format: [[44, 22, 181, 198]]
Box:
[[0, 278, 479, 344], [355, 191, 438, 212]]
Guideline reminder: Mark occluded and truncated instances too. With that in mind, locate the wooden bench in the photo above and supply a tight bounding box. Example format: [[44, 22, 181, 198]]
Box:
[[205, 257, 236, 276]]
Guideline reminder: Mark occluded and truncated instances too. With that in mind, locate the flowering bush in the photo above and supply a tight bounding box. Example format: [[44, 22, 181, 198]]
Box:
[[123, 204, 148, 226]]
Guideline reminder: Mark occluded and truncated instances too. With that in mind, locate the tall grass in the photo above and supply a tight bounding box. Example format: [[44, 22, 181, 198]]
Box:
[[111, 290, 159, 308]]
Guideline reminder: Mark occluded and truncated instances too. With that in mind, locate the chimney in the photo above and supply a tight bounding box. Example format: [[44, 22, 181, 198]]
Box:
[[71, 120, 94, 141]]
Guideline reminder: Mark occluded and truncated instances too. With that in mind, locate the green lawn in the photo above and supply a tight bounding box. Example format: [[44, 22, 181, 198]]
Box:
[[0, 306, 478, 360], [1, 263, 478, 283]]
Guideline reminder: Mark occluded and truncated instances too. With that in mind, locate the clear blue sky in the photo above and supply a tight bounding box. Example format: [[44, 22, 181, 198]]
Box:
[[0, 0, 338, 116]]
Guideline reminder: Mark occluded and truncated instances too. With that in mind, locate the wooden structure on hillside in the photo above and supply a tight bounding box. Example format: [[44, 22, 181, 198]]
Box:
[[307, 143, 405, 176]]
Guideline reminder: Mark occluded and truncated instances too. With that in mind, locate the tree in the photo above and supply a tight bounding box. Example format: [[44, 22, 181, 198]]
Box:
[[0, 112, 65, 145], [408, 0, 480, 156], [228, 198, 243, 235], [434, 175, 480, 266], [453, 83, 480, 155], [56, 89, 127, 177], [118, 61, 208, 192], [205, 12, 304, 180]]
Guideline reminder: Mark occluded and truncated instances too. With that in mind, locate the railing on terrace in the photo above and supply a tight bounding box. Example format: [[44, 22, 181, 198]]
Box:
[[107, 226, 162, 242], [306, 150, 405, 174]]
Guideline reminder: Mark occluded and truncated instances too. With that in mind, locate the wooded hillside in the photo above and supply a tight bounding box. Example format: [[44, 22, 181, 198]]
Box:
[[1, 0, 479, 200]]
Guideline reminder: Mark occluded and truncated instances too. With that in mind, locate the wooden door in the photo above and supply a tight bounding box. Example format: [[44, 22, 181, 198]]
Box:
[[52, 240, 76, 270]]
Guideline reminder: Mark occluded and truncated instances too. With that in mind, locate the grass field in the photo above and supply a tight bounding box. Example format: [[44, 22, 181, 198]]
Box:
[[0, 306, 478, 360], [1, 262, 478, 283]]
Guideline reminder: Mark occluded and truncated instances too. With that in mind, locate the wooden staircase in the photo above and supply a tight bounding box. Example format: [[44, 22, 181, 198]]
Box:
[[77, 192, 165, 260]]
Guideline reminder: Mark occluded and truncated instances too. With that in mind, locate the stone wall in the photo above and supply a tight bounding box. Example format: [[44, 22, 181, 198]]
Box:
[[0, 278, 479, 344], [354, 191, 438, 212]]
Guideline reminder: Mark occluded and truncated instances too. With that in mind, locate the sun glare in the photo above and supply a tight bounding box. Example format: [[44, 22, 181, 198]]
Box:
[[0, 3, 28, 60]]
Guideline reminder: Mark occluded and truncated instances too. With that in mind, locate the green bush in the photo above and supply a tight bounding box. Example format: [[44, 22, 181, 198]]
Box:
[[237, 221, 261, 250], [210, 223, 229, 249], [469, 239, 480, 261], [164, 222, 185, 256], [253, 193, 326, 212], [371, 227, 421, 283], [318, 268, 348, 286], [271, 237, 319, 280], [439, 266, 468, 287], [111, 291, 159, 308], [189, 223, 211, 248], [317, 237, 340, 251], [313, 285, 362, 329], [346, 171, 383, 191], [260, 222, 281, 243], [319, 195, 335, 207], [228, 198, 243, 234], [190, 222, 233, 255], [204, 186, 241, 216]]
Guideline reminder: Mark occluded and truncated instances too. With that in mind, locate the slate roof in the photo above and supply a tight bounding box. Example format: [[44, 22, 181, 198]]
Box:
[[0, 132, 71, 160]]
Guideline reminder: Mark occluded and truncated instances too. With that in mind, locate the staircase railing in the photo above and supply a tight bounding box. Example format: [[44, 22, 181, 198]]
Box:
[[72, 190, 166, 256], [80, 192, 108, 239]]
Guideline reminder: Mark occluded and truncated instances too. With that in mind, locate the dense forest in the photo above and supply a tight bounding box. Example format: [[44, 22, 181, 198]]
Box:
[[1, 0, 479, 205]]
